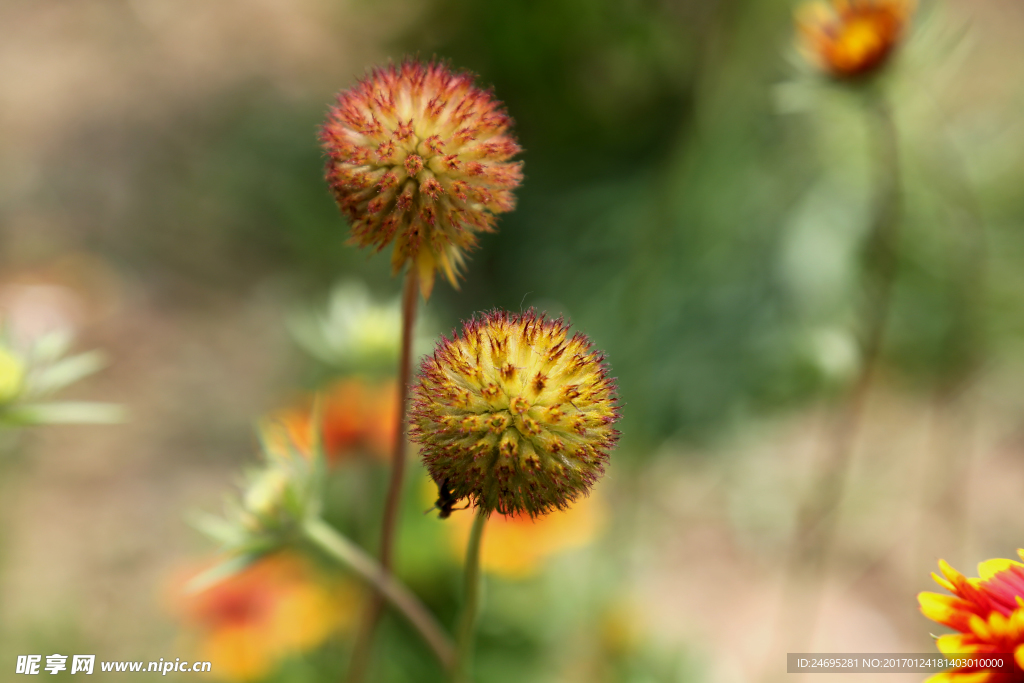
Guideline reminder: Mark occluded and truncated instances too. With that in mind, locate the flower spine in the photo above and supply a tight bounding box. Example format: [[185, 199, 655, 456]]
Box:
[[320, 60, 523, 298], [410, 310, 619, 517]]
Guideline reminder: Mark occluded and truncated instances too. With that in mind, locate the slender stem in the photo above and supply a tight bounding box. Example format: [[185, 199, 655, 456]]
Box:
[[345, 269, 418, 682], [383, 268, 419, 568], [454, 509, 489, 683], [303, 517, 455, 670], [777, 93, 901, 653]]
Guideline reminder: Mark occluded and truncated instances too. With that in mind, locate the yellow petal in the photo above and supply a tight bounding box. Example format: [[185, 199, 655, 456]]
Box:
[[920, 592, 968, 628], [270, 583, 347, 651], [932, 571, 956, 593], [203, 625, 275, 682], [968, 614, 992, 641], [1011, 614, 1024, 648], [435, 248, 460, 289], [416, 251, 436, 301], [978, 558, 1021, 581], [936, 633, 977, 656], [925, 673, 997, 683], [940, 559, 967, 585]]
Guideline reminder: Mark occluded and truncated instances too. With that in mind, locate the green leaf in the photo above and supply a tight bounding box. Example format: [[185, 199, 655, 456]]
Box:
[[29, 331, 74, 364], [31, 352, 107, 396]]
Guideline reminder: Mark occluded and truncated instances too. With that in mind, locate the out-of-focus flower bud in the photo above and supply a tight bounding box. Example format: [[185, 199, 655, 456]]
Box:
[[796, 0, 915, 80]]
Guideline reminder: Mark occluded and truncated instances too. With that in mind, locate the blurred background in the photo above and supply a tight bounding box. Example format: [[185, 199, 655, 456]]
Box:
[[3, 0, 1024, 681]]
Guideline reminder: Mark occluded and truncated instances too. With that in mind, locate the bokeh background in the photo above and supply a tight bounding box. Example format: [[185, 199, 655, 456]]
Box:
[[3, 0, 1024, 681]]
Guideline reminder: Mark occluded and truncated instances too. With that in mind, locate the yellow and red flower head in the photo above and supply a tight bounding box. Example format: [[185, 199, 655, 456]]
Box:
[[410, 309, 620, 517], [174, 554, 357, 682], [320, 59, 523, 298], [796, 0, 916, 79], [919, 551, 1024, 683], [264, 379, 397, 465]]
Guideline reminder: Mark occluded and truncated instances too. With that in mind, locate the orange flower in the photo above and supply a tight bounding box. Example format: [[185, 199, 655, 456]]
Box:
[[918, 552, 1024, 683], [175, 554, 358, 682], [444, 490, 604, 578], [796, 0, 915, 79], [266, 379, 397, 465]]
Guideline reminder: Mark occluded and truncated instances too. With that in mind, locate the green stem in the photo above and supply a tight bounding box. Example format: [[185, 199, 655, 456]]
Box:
[[302, 517, 455, 671], [345, 269, 419, 683], [454, 509, 489, 683]]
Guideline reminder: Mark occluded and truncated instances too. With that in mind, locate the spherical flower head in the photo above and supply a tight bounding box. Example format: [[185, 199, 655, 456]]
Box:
[[320, 60, 523, 299], [796, 0, 916, 79], [410, 309, 619, 517], [918, 552, 1024, 682]]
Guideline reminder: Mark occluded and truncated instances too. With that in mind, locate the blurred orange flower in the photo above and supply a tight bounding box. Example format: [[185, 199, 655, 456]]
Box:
[[796, 0, 915, 79], [445, 490, 604, 578], [265, 378, 397, 465], [918, 552, 1024, 683], [175, 554, 358, 682]]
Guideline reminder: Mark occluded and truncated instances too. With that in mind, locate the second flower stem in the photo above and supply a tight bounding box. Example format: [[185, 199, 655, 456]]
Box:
[[455, 508, 489, 683], [346, 269, 419, 683]]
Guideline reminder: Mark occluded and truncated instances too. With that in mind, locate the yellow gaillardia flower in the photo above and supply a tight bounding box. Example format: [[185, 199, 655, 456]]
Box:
[[918, 552, 1024, 682], [410, 309, 619, 517], [796, 0, 916, 79], [320, 60, 523, 298]]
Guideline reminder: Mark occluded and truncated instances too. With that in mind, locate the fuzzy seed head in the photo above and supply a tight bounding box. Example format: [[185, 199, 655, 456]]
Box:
[[321, 60, 523, 299], [796, 0, 915, 79], [410, 310, 620, 517]]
